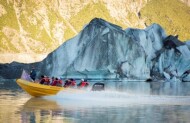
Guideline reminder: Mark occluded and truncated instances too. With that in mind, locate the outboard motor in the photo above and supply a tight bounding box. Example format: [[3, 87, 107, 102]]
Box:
[[91, 82, 105, 91]]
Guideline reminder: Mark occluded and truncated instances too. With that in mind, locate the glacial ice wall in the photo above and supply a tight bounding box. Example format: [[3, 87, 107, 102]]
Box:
[[1, 18, 190, 81], [39, 18, 167, 80], [152, 45, 190, 81]]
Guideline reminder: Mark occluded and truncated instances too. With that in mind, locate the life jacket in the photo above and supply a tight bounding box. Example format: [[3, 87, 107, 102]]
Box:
[[71, 80, 76, 86], [44, 77, 50, 85], [64, 80, 71, 88], [44, 77, 49, 82], [52, 80, 59, 86], [56, 79, 63, 87], [40, 78, 45, 84], [58, 80, 63, 84], [79, 81, 89, 87]]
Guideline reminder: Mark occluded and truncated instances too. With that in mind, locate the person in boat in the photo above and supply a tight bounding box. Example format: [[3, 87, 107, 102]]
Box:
[[63, 78, 76, 88], [51, 78, 58, 86], [77, 79, 89, 88], [40, 75, 50, 85], [51, 78, 63, 86], [30, 67, 36, 81], [49, 77, 55, 85], [64, 79, 71, 88], [70, 78, 76, 87], [40, 75, 45, 84], [57, 78, 63, 87], [43, 76, 50, 85]]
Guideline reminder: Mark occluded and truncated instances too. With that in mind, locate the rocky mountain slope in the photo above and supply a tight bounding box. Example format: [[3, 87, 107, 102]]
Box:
[[180, 0, 190, 6], [141, 0, 190, 41], [0, 0, 190, 63]]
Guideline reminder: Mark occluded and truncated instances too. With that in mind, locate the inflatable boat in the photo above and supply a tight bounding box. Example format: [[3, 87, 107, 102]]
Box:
[[16, 79, 64, 97]]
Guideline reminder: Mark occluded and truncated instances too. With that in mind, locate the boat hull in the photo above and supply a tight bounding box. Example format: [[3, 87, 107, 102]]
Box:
[[16, 79, 64, 97]]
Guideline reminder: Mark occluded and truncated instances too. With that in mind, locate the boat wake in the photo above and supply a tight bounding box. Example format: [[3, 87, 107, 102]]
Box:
[[43, 90, 190, 107]]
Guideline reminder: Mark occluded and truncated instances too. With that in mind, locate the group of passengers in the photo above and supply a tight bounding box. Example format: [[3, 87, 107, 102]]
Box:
[[39, 75, 89, 88], [29, 67, 89, 88]]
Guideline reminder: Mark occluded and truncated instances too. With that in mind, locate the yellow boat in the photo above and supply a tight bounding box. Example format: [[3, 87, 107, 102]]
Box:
[[16, 79, 64, 97]]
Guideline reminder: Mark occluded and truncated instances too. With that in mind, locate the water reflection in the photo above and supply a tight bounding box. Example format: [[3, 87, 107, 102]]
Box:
[[0, 90, 29, 123], [149, 82, 190, 96], [19, 97, 190, 123], [23, 98, 61, 111], [1, 80, 190, 123], [21, 98, 66, 123], [104, 81, 190, 96]]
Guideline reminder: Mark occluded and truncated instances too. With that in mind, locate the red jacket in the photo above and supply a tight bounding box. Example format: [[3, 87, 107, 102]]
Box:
[[40, 77, 49, 84], [51, 80, 59, 86], [71, 80, 76, 86], [44, 77, 50, 84], [79, 81, 89, 87]]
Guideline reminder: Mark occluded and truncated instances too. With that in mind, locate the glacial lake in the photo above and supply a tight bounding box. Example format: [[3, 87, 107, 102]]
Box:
[[1, 80, 190, 123]]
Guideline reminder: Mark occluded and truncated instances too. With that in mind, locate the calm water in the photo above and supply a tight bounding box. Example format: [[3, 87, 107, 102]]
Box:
[[1, 80, 190, 123]]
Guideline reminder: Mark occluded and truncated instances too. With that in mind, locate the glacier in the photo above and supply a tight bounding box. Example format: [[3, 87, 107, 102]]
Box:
[[0, 18, 190, 82]]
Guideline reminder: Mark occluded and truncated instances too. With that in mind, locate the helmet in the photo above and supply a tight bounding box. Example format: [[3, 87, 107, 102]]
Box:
[[81, 79, 84, 81]]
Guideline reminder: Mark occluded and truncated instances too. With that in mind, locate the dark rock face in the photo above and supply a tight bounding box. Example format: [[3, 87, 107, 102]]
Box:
[[0, 18, 190, 81], [163, 35, 185, 49], [0, 62, 41, 79]]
